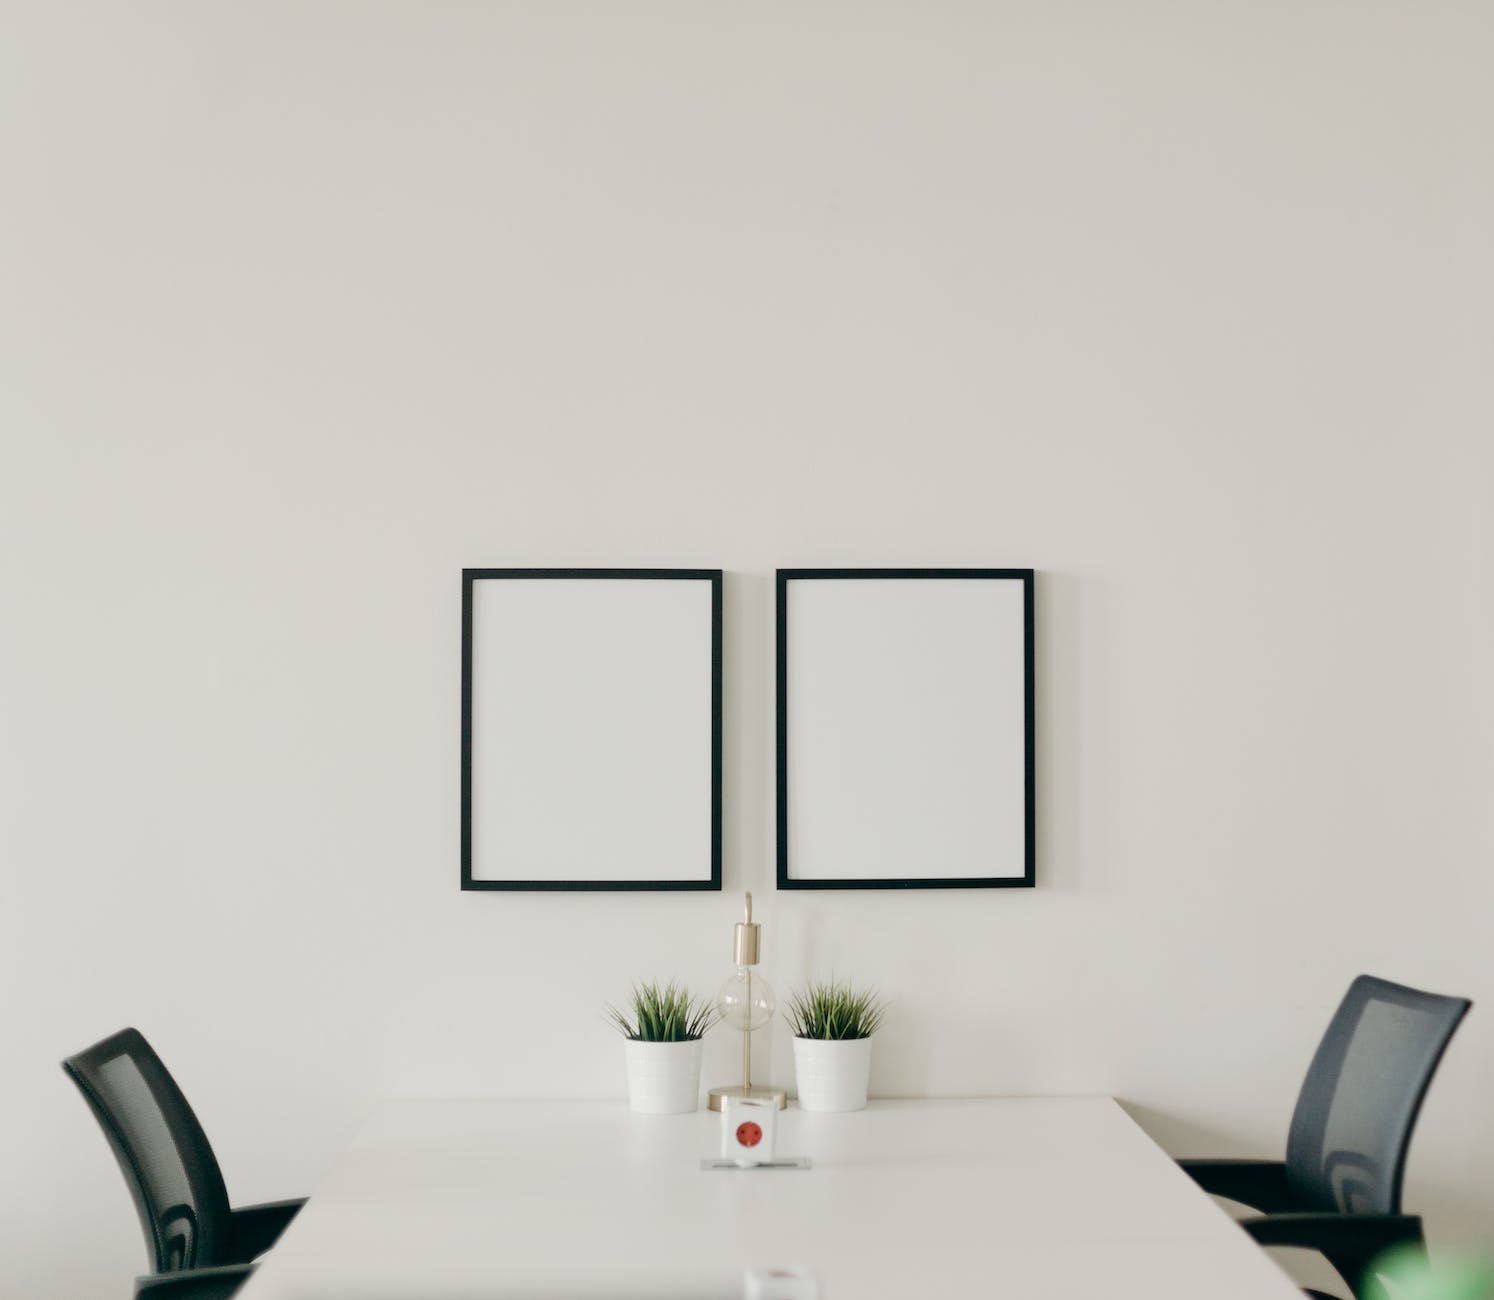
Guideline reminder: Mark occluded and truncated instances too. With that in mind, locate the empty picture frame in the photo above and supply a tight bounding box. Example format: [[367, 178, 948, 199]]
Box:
[[462, 568, 722, 891], [777, 569, 1034, 889]]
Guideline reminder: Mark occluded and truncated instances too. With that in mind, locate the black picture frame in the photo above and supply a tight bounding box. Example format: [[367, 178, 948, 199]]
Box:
[[776, 568, 1035, 890], [462, 568, 723, 892]]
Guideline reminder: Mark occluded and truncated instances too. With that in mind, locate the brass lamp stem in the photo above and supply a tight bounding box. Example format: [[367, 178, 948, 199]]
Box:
[[743, 967, 752, 1092]]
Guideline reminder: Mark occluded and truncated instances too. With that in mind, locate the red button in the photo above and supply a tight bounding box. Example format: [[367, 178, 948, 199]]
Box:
[[735, 1121, 763, 1148]]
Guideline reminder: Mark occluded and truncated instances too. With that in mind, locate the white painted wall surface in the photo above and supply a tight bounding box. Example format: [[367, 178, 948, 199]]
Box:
[[1, 4, 1490, 1296]]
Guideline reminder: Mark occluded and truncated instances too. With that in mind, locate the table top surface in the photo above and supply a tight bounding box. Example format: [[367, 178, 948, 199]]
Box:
[[239, 1097, 1303, 1300]]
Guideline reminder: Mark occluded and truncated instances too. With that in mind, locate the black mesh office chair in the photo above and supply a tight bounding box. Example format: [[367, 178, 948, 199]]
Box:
[[64, 1028, 306, 1300], [1181, 975, 1471, 1300]]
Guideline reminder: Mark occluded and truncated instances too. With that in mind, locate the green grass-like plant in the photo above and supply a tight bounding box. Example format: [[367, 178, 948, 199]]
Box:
[[1364, 1245, 1494, 1300], [785, 978, 887, 1040], [606, 980, 718, 1042]]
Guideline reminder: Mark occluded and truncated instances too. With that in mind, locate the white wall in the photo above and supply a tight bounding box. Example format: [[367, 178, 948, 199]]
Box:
[[2, 3, 1491, 1296]]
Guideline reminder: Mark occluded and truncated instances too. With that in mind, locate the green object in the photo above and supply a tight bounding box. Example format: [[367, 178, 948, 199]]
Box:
[[1364, 1246, 1494, 1300], [785, 978, 888, 1040], [607, 980, 718, 1042]]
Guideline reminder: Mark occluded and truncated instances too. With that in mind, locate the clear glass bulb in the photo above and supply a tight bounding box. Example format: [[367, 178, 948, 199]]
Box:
[[716, 966, 775, 1032]]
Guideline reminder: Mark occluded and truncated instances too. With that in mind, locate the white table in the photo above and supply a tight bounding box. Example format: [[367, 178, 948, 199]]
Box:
[[239, 1098, 1303, 1300]]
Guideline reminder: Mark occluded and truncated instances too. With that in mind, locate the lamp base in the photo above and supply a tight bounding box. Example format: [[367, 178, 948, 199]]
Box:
[[708, 1084, 787, 1112]]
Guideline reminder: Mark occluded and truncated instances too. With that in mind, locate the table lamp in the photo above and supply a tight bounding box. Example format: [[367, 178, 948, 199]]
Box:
[[708, 892, 787, 1111]]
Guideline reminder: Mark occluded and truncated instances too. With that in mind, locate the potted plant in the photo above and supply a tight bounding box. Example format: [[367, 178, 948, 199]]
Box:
[[786, 979, 887, 1112], [607, 980, 718, 1114], [1364, 1245, 1493, 1300]]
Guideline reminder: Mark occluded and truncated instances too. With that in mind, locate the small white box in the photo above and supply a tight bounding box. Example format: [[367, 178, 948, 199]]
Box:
[[721, 1094, 778, 1166], [743, 1265, 820, 1300]]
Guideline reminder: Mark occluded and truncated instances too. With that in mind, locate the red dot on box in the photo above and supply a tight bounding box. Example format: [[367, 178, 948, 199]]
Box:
[[735, 1121, 763, 1148]]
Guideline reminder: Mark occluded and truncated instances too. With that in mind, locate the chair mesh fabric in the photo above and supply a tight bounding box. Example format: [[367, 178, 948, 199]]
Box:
[[1285, 976, 1471, 1216], [63, 1028, 233, 1273]]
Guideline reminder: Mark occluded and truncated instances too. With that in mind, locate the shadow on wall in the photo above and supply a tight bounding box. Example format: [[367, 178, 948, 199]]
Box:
[[1118, 1097, 1267, 1161], [1033, 568, 1087, 894]]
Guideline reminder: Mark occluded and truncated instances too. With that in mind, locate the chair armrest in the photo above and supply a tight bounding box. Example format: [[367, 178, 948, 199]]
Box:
[[223, 1198, 306, 1262], [1178, 1159, 1295, 1213], [1242, 1212, 1425, 1295], [1242, 1212, 1424, 1252], [134, 1264, 254, 1300]]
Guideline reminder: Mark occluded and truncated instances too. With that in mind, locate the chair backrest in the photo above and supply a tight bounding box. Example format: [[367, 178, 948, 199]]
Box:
[[1285, 975, 1470, 1215], [63, 1028, 233, 1272]]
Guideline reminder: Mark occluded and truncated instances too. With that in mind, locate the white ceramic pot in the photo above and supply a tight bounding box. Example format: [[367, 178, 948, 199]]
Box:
[[623, 1038, 704, 1114], [792, 1036, 874, 1112]]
